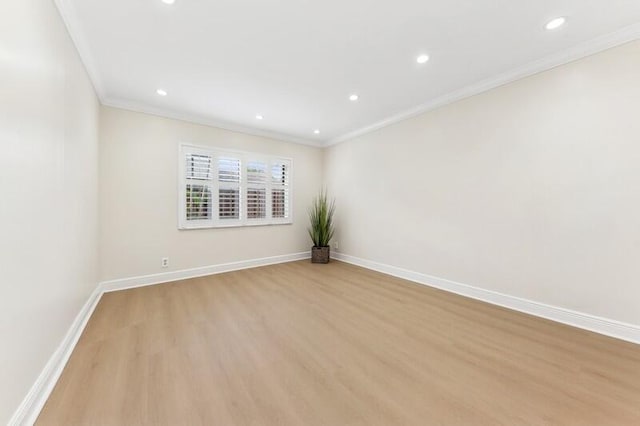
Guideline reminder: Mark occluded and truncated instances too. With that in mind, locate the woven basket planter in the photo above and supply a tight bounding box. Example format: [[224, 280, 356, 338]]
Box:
[[311, 246, 330, 264]]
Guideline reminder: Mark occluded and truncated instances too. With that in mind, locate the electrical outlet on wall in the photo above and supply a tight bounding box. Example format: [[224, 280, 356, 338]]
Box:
[[334, 241, 339, 251], [161, 257, 169, 268]]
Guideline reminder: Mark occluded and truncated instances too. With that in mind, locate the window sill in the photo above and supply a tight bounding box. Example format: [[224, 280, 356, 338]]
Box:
[[178, 220, 293, 230]]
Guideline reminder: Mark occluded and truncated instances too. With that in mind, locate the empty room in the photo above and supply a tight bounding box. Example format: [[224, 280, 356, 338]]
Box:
[[3, 0, 640, 424]]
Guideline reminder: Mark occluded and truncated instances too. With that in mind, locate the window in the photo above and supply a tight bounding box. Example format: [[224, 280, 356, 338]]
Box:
[[179, 145, 292, 229]]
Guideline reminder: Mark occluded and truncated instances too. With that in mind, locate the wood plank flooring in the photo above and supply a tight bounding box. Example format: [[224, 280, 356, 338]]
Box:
[[37, 260, 640, 425]]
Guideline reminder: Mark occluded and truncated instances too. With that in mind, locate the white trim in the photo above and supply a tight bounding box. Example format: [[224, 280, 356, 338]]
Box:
[[9, 252, 309, 425], [8, 286, 103, 426], [333, 253, 640, 345], [53, 0, 321, 147], [53, 0, 318, 149], [101, 252, 309, 292], [54, 0, 640, 149], [178, 144, 294, 229], [326, 23, 640, 146], [7, 250, 639, 424], [101, 98, 323, 148], [53, 0, 106, 99]]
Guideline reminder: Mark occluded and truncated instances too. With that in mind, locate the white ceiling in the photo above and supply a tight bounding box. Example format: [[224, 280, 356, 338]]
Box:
[[58, 0, 640, 146]]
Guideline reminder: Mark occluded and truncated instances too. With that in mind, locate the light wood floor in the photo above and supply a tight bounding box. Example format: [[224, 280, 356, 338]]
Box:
[[38, 260, 640, 425]]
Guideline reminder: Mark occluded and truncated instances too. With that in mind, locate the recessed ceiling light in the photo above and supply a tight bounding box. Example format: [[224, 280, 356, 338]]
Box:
[[161, 0, 175, 4], [416, 54, 430, 64], [156, 89, 167, 96], [314, 129, 320, 134], [349, 94, 359, 101], [256, 114, 263, 120], [545, 17, 566, 30]]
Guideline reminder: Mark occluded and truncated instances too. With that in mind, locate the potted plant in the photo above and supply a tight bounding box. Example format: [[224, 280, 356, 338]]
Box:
[[308, 190, 336, 263]]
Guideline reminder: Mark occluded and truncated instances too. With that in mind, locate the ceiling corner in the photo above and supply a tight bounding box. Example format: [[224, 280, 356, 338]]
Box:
[[54, 0, 107, 100], [327, 22, 640, 147]]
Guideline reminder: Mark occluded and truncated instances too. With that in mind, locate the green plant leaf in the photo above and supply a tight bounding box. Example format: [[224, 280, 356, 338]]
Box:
[[307, 189, 336, 247]]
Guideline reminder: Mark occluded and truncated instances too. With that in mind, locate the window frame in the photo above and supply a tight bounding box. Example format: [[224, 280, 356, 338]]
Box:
[[178, 144, 293, 230]]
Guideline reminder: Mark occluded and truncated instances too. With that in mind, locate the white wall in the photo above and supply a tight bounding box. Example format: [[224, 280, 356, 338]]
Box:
[[99, 106, 323, 282], [324, 41, 640, 326], [2, 3, 637, 420], [0, 0, 100, 423]]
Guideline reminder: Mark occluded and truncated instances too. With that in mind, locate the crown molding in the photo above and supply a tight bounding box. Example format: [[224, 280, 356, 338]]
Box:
[[54, 0, 321, 147], [53, 0, 106, 99], [326, 22, 640, 147], [101, 98, 324, 148], [53, 0, 640, 149]]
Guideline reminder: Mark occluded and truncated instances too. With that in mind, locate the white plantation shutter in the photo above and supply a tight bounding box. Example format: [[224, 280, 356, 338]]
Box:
[[271, 160, 290, 220], [217, 157, 241, 221], [184, 151, 213, 224], [246, 161, 267, 219], [179, 144, 293, 229]]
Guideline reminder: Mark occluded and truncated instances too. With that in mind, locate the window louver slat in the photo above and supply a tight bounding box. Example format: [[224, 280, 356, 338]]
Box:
[[247, 161, 267, 219], [185, 184, 212, 220], [247, 161, 267, 184], [247, 188, 266, 219], [218, 157, 241, 183], [271, 162, 289, 219], [271, 162, 289, 185], [186, 154, 212, 180], [219, 189, 240, 219]]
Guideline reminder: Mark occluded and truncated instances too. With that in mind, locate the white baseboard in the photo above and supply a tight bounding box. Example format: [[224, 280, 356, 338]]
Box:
[[100, 252, 310, 293], [8, 286, 103, 426], [333, 253, 640, 345], [14, 250, 636, 425], [9, 251, 309, 425]]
